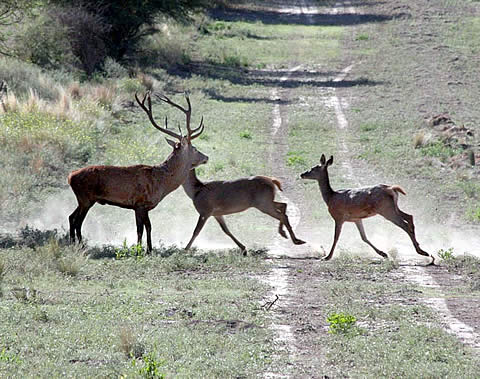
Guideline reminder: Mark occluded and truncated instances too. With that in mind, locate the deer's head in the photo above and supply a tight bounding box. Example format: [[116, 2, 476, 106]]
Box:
[[300, 154, 333, 181], [136, 92, 208, 169]]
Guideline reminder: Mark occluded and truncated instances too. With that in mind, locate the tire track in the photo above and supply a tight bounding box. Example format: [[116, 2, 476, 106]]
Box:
[[321, 0, 480, 352]]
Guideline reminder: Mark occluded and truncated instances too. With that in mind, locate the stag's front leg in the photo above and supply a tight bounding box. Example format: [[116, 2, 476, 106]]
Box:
[[185, 215, 209, 250], [134, 209, 145, 248], [144, 211, 153, 252], [354, 221, 388, 259]]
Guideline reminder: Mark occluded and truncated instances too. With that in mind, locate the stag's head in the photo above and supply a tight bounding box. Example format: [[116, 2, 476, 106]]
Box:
[[135, 92, 208, 169], [301, 154, 333, 180]]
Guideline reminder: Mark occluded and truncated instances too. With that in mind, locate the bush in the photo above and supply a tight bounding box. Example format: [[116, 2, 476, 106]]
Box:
[[0, 58, 60, 101], [13, 10, 76, 71]]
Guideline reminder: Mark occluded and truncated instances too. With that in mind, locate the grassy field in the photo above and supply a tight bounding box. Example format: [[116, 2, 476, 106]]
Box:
[[1, 0, 480, 377]]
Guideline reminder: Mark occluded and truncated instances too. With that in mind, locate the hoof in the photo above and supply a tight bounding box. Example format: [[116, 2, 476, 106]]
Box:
[[293, 239, 306, 245], [426, 256, 436, 266]]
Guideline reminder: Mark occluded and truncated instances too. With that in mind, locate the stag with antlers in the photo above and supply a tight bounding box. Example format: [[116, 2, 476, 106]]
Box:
[[301, 154, 434, 264], [68, 92, 208, 252], [182, 168, 306, 253]]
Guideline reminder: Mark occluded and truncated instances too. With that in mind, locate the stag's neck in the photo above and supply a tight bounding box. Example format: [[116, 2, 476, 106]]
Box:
[[182, 169, 204, 200], [318, 172, 335, 204], [156, 150, 192, 193]]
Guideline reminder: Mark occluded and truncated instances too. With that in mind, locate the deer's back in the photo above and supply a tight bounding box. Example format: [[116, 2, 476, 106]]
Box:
[[68, 165, 170, 209], [193, 176, 278, 216], [329, 185, 395, 221]]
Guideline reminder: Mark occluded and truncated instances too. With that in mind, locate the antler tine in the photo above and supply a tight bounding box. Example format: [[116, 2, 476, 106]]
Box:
[[190, 116, 204, 134], [190, 117, 205, 140], [135, 92, 182, 140]]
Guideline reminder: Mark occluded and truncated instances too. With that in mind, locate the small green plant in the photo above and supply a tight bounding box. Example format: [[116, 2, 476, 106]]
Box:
[[115, 240, 146, 260], [419, 140, 460, 162], [286, 151, 306, 167], [327, 312, 357, 335], [132, 352, 166, 379], [438, 247, 455, 261], [0, 348, 22, 364], [239, 130, 252, 139], [356, 33, 369, 41], [466, 204, 480, 222]]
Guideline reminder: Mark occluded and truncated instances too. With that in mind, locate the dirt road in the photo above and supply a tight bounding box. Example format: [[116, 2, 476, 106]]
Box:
[[258, 0, 480, 376]]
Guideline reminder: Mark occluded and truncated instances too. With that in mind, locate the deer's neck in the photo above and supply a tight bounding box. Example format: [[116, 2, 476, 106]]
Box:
[[318, 172, 335, 203], [182, 169, 204, 200], [155, 149, 192, 194]]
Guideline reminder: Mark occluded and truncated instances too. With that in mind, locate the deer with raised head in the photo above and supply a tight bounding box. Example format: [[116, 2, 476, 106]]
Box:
[[301, 154, 434, 264], [182, 168, 306, 253], [68, 92, 208, 252]]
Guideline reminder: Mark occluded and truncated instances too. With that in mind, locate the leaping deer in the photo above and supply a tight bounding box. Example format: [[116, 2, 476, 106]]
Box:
[[68, 92, 208, 252], [301, 154, 434, 264], [182, 168, 306, 253]]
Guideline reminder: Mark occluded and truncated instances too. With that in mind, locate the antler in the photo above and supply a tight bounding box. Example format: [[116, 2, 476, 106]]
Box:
[[135, 92, 182, 140], [156, 93, 205, 141]]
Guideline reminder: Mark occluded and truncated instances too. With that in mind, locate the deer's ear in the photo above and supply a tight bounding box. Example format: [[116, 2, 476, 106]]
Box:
[[327, 156, 334, 166], [320, 154, 326, 165], [165, 138, 177, 148]]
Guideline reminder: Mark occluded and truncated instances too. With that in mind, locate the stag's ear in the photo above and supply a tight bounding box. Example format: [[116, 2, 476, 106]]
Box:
[[165, 138, 177, 148], [326, 156, 334, 166], [320, 154, 326, 165]]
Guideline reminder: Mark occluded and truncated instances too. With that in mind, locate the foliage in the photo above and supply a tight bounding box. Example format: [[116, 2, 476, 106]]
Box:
[[0, 0, 37, 56], [115, 241, 147, 260], [49, 0, 209, 63], [437, 247, 455, 261], [326, 312, 359, 335], [132, 352, 166, 379], [13, 9, 77, 70]]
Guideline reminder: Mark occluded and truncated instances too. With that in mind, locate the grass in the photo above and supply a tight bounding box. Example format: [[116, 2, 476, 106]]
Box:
[[0, 238, 272, 377], [297, 256, 480, 377]]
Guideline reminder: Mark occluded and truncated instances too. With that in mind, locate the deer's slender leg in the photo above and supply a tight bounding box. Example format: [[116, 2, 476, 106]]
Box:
[[379, 207, 432, 262], [215, 216, 246, 253], [185, 215, 209, 250], [257, 202, 305, 245], [274, 202, 288, 239], [325, 221, 343, 260], [355, 220, 388, 259]]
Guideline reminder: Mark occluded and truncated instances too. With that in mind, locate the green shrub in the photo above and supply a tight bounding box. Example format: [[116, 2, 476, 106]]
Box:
[[0, 58, 60, 101], [13, 10, 76, 71], [327, 312, 359, 335]]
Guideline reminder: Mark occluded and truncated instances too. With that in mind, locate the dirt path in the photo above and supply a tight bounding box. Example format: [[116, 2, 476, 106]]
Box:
[[260, 0, 480, 376]]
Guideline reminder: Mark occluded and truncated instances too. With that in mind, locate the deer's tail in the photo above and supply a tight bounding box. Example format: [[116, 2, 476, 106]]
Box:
[[272, 178, 283, 192], [391, 185, 406, 196]]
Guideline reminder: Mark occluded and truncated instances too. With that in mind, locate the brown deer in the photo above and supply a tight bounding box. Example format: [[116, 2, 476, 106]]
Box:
[[301, 154, 434, 264], [182, 168, 306, 253], [68, 92, 208, 252]]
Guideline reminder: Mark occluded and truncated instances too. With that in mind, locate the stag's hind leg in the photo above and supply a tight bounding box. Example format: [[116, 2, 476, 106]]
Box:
[[135, 208, 153, 252], [73, 203, 93, 243], [355, 221, 388, 259], [69, 206, 81, 243], [257, 201, 305, 245]]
